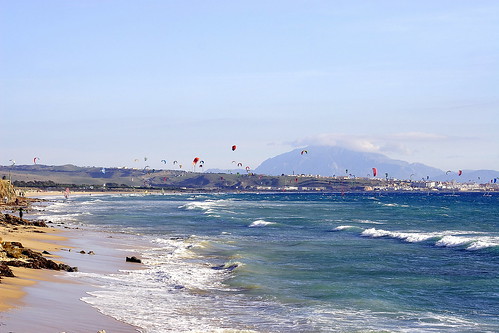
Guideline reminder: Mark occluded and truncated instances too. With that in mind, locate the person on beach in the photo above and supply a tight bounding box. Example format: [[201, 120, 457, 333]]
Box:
[[19, 207, 23, 220]]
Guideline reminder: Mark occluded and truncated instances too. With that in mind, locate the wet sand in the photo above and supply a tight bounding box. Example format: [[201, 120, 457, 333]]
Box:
[[0, 219, 141, 332]]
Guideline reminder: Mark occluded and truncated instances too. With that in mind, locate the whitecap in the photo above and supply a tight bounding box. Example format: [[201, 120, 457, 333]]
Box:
[[353, 219, 385, 225], [334, 225, 356, 231], [361, 228, 439, 243], [248, 220, 275, 228], [466, 240, 498, 251], [435, 235, 473, 248]]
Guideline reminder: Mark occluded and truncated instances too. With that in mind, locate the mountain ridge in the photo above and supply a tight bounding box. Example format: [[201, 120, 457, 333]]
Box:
[[254, 146, 498, 182]]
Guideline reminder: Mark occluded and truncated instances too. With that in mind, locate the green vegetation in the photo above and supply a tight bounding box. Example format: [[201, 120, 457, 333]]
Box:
[[2, 164, 496, 193]]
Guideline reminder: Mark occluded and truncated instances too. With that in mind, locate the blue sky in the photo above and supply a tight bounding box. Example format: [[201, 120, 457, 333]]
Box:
[[1, 0, 498, 172]]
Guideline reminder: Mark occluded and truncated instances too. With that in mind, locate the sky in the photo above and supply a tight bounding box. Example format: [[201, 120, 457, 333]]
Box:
[[1, 0, 498, 172]]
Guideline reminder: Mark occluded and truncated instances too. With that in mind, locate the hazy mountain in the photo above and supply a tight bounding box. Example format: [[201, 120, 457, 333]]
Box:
[[254, 146, 444, 180]]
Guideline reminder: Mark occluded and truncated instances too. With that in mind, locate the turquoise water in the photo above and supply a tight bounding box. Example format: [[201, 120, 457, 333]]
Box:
[[41, 192, 499, 332]]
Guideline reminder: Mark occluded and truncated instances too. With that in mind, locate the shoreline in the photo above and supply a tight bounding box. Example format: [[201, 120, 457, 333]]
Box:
[[0, 199, 142, 332]]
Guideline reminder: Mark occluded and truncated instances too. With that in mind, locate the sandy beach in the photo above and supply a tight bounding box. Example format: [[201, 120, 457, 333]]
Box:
[[0, 198, 141, 332], [0, 224, 66, 311]]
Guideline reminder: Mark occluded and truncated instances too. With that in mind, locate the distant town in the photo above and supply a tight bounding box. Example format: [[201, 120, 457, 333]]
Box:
[[2, 164, 497, 194]]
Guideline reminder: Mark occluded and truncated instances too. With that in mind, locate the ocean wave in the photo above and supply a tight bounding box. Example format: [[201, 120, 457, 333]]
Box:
[[78, 233, 250, 332], [352, 219, 385, 225], [334, 225, 356, 231], [466, 240, 499, 251], [435, 235, 474, 248], [179, 199, 234, 215], [38, 212, 89, 223], [436, 235, 499, 251], [374, 201, 410, 208], [248, 220, 275, 228], [360, 228, 499, 251], [80, 199, 105, 205], [361, 228, 439, 243]]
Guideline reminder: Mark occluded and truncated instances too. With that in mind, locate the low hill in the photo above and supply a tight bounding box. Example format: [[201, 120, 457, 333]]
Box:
[[0, 164, 385, 192]]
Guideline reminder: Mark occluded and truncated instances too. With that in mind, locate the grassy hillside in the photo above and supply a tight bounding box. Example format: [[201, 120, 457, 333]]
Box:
[[0, 164, 385, 192]]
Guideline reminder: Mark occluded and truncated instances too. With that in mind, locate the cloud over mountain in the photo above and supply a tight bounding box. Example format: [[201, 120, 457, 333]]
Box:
[[255, 145, 444, 179]]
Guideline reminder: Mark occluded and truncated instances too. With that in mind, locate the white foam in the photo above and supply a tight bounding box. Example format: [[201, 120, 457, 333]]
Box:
[[77, 234, 258, 332], [248, 220, 275, 228], [436, 235, 473, 248], [380, 203, 410, 208], [334, 225, 355, 231], [466, 240, 498, 251], [361, 228, 499, 252], [361, 228, 439, 243], [179, 199, 234, 217], [353, 219, 385, 225]]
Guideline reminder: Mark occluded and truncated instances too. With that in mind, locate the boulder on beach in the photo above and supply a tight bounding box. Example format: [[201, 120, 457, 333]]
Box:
[[0, 262, 15, 278], [126, 256, 142, 263]]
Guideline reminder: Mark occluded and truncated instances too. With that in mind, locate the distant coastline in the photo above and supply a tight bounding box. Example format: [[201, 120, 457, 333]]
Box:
[[2, 164, 497, 195]]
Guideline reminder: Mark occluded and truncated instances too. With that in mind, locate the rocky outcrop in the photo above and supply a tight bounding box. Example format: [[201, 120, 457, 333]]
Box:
[[0, 241, 78, 280], [0, 213, 48, 227], [0, 262, 14, 278]]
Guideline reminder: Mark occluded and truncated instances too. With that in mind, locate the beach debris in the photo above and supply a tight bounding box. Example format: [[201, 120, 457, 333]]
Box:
[[126, 256, 142, 263], [97, 330, 107, 333], [88, 251, 95, 255]]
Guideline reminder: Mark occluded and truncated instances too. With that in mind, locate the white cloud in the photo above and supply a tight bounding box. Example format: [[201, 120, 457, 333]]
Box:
[[291, 132, 452, 156], [389, 132, 448, 141]]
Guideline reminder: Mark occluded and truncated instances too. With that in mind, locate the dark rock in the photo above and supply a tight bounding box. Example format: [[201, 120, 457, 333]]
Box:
[[211, 263, 239, 271], [42, 250, 50, 255], [9, 242, 24, 248], [2, 243, 78, 272], [79, 250, 86, 254], [0, 214, 47, 227], [88, 251, 95, 255], [58, 263, 78, 272], [126, 256, 142, 263], [0, 262, 15, 277]]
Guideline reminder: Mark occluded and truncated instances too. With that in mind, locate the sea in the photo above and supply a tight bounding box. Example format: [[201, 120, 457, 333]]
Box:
[[38, 192, 499, 332]]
